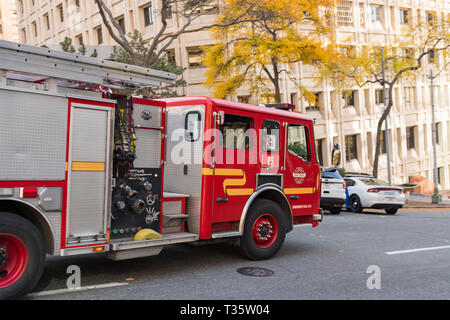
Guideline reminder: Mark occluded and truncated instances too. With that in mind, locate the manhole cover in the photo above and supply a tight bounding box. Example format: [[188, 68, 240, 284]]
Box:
[[237, 267, 274, 277]]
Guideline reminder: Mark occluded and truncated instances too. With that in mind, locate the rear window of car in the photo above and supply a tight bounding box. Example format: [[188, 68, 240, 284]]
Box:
[[321, 170, 342, 179], [359, 178, 389, 186]]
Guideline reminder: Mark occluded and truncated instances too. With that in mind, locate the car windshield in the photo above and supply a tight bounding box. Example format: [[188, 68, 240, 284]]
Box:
[[321, 170, 342, 179], [359, 178, 389, 186]]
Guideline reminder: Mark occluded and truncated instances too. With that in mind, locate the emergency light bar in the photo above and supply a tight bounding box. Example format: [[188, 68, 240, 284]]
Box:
[[265, 103, 296, 111]]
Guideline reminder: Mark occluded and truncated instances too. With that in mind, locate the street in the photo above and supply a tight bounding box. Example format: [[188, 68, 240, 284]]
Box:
[[26, 208, 450, 300]]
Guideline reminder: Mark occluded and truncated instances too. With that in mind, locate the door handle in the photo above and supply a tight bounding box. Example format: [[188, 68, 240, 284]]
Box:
[[216, 198, 229, 203], [290, 195, 299, 200]]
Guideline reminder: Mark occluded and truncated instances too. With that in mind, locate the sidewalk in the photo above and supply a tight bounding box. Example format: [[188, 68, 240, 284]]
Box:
[[404, 192, 450, 208]]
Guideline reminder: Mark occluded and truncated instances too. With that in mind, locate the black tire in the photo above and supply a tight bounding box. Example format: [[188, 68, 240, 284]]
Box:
[[329, 207, 342, 215], [385, 208, 398, 215], [349, 195, 363, 213], [0, 212, 46, 300], [239, 199, 287, 260]]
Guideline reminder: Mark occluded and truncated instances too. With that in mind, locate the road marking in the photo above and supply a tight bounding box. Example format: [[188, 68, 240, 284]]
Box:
[[27, 282, 129, 298], [386, 245, 450, 255]]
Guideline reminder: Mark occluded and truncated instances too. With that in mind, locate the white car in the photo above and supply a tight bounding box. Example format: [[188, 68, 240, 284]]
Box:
[[320, 169, 346, 214], [344, 175, 405, 214]]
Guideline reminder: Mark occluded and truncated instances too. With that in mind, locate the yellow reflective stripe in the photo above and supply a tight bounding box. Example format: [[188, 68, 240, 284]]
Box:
[[72, 162, 105, 172], [202, 168, 214, 175], [226, 188, 254, 196], [284, 187, 315, 195], [202, 168, 245, 176], [201, 168, 254, 196]]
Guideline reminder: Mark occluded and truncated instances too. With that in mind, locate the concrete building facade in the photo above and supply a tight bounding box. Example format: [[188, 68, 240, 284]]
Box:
[[15, 0, 450, 189], [1, 0, 20, 42]]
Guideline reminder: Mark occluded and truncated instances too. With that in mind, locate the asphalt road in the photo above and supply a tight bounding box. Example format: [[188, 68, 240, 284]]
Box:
[[25, 208, 450, 300]]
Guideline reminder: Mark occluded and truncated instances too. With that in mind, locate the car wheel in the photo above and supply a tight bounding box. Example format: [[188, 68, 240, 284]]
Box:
[[329, 207, 341, 214], [349, 195, 362, 213], [385, 208, 398, 215], [239, 199, 286, 261]]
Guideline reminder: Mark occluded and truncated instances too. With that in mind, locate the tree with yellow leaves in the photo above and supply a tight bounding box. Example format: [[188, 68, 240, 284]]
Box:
[[202, 0, 336, 103], [320, 17, 450, 178]]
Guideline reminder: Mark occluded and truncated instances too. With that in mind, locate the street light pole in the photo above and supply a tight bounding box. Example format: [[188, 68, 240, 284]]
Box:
[[428, 69, 441, 204], [381, 49, 392, 185]]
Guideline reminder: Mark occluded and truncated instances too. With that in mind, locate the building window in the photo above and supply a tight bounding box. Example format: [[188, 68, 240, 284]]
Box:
[[76, 34, 84, 46], [345, 134, 358, 161], [44, 13, 50, 30], [306, 92, 321, 111], [343, 91, 355, 107], [96, 26, 103, 44], [375, 89, 384, 105], [426, 11, 435, 25], [370, 5, 381, 23], [337, 0, 353, 27], [400, 48, 413, 58], [21, 28, 26, 42], [57, 4, 64, 23], [436, 122, 442, 145], [380, 130, 387, 154], [117, 16, 125, 32], [438, 167, 443, 185], [187, 47, 205, 69], [406, 126, 415, 149], [237, 96, 250, 104], [165, 49, 176, 64], [316, 138, 324, 166], [143, 4, 154, 26], [399, 9, 409, 24], [75, 0, 81, 12], [428, 49, 437, 64], [32, 21, 37, 37]]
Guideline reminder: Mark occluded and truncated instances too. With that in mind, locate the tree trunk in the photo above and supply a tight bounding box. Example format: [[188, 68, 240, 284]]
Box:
[[271, 58, 282, 103], [372, 83, 394, 178]]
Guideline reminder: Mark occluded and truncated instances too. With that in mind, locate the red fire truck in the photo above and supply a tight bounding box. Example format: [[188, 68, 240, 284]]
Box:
[[0, 40, 331, 299]]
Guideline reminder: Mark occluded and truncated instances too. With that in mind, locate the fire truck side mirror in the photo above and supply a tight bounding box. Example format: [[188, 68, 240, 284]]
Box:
[[331, 144, 341, 167]]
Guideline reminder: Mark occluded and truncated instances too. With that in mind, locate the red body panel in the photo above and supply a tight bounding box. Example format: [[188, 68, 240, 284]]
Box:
[[150, 97, 321, 239]]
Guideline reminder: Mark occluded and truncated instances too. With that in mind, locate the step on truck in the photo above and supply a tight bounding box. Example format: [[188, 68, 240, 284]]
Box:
[[0, 40, 329, 299]]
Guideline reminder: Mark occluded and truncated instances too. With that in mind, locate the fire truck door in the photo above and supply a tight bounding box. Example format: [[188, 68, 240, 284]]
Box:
[[211, 108, 257, 224], [283, 121, 316, 215], [66, 104, 112, 240]]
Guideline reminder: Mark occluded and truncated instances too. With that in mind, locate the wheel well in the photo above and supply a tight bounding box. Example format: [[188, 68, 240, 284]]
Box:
[[0, 200, 55, 254], [242, 187, 293, 233]]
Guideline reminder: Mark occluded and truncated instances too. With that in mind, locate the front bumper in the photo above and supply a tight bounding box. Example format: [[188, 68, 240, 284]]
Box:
[[313, 208, 323, 222]]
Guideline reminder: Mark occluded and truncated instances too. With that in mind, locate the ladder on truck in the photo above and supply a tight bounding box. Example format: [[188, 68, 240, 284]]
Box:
[[0, 39, 177, 90]]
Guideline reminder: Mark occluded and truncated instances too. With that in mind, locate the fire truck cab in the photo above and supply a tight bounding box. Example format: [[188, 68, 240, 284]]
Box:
[[0, 40, 324, 299]]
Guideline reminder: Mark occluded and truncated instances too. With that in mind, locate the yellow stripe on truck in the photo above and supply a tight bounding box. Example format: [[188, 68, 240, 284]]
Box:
[[72, 162, 105, 172], [202, 168, 254, 196], [283, 187, 316, 195]]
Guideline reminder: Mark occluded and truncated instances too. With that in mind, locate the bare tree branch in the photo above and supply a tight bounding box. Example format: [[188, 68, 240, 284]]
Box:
[[95, 0, 139, 64]]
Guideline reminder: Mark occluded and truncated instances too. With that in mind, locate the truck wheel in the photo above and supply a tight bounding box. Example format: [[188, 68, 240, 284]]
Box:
[[0, 212, 46, 300], [239, 199, 286, 260]]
